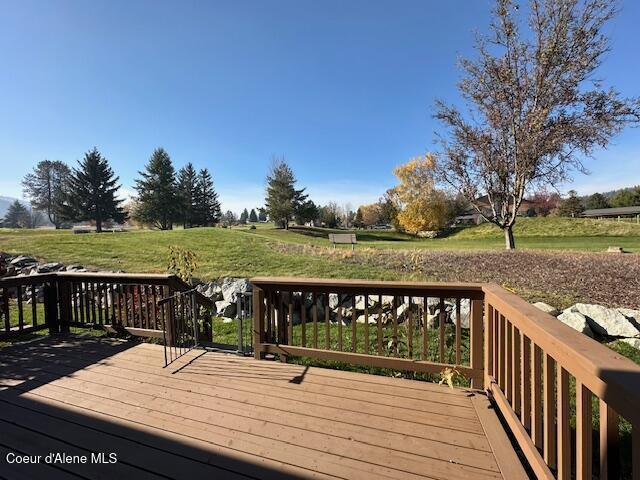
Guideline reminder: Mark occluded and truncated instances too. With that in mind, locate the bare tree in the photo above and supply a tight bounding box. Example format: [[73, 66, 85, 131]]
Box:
[[435, 0, 639, 249]]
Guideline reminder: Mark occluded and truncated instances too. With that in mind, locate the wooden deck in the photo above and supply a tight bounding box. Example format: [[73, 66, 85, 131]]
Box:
[[0, 336, 527, 480]]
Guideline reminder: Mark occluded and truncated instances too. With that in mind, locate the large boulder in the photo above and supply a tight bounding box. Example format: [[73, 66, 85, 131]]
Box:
[[10, 255, 37, 268], [221, 278, 252, 303], [557, 310, 594, 337], [533, 302, 559, 317], [569, 303, 640, 338], [215, 300, 237, 318], [37, 262, 65, 273]]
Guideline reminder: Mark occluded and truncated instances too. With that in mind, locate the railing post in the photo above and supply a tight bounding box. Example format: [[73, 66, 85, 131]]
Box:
[[253, 286, 265, 360], [484, 301, 493, 390], [165, 286, 175, 347], [54, 279, 71, 334], [45, 280, 60, 334], [470, 298, 484, 389]]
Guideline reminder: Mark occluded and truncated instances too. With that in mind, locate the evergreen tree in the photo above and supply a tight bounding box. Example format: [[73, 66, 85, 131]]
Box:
[[609, 187, 640, 208], [60, 148, 127, 232], [264, 158, 307, 229], [258, 209, 267, 222], [239, 208, 249, 224], [176, 163, 198, 228], [249, 209, 258, 223], [134, 148, 178, 230], [353, 208, 364, 229], [2, 200, 30, 228], [294, 200, 319, 225], [193, 169, 221, 226], [586, 192, 610, 210], [22, 160, 71, 228], [557, 190, 585, 217]]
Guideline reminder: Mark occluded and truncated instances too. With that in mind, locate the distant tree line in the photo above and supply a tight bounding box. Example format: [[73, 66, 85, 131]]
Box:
[[16, 147, 222, 232]]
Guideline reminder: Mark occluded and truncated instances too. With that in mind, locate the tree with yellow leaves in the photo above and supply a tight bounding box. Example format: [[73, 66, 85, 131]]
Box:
[[393, 154, 454, 234]]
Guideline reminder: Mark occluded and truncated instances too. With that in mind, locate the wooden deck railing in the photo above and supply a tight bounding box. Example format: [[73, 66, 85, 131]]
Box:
[[251, 277, 486, 388], [252, 277, 640, 479], [484, 283, 640, 480], [0, 272, 213, 341]]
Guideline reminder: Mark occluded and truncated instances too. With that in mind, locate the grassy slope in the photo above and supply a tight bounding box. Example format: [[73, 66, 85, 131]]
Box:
[[0, 227, 403, 282], [1, 217, 639, 280], [247, 217, 640, 252]]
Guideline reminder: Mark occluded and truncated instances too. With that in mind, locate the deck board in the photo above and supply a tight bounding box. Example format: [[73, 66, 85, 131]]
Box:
[[0, 336, 527, 479]]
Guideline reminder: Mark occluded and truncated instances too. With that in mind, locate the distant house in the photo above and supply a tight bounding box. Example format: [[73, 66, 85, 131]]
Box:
[[581, 206, 640, 222], [456, 195, 534, 225]]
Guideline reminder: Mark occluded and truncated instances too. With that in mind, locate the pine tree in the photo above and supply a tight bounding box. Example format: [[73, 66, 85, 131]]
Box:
[[258, 209, 267, 222], [193, 169, 221, 226], [22, 160, 71, 228], [249, 209, 258, 223], [353, 208, 364, 229], [60, 148, 127, 232], [177, 163, 198, 228], [2, 200, 30, 228], [134, 148, 178, 230], [264, 158, 307, 229], [557, 190, 585, 217], [239, 208, 249, 224]]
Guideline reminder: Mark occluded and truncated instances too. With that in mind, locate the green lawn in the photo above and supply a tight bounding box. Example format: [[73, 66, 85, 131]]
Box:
[[2, 217, 639, 282], [0, 227, 403, 281], [245, 217, 640, 251]]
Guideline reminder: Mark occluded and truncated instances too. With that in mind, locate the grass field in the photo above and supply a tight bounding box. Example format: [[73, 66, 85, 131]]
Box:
[[1, 217, 639, 308], [248, 217, 640, 251]]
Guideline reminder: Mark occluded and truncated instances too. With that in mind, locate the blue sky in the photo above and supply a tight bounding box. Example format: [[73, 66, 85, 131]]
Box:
[[1, 0, 639, 213]]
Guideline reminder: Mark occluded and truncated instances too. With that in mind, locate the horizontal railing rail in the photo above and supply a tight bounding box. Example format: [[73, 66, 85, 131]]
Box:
[[251, 277, 485, 388], [483, 283, 640, 480]]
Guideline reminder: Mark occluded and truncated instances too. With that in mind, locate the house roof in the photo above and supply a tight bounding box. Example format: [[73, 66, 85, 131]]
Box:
[[581, 206, 640, 217]]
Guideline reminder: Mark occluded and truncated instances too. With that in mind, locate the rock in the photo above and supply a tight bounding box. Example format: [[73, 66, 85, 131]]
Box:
[[532, 302, 559, 317], [66, 264, 84, 271], [570, 303, 640, 338], [221, 278, 252, 303], [450, 299, 471, 328], [557, 310, 594, 337], [354, 295, 367, 311], [215, 300, 237, 318], [198, 282, 223, 301], [616, 308, 640, 328], [606, 246, 624, 253], [37, 262, 65, 273], [328, 293, 352, 310], [622, 338, 640, 350], [355, 314, 378, 324], [10, 256, 37, 267]]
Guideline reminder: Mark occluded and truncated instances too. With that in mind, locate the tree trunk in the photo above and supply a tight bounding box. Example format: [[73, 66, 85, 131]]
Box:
[[96, 217, 102, 233], [504, 225, 515, 250]]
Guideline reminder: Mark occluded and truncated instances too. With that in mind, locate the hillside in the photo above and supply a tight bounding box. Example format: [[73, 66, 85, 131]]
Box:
[[247, 217, 640, 252], [1, 221, 639, 308], [449, 216, 640, 238]]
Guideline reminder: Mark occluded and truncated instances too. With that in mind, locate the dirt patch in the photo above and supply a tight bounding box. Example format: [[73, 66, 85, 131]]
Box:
[[274, 244, 640, 309]]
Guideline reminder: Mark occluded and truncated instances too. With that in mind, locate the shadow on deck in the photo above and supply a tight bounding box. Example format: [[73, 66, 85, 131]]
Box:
[[0, 335, 527, 479]]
